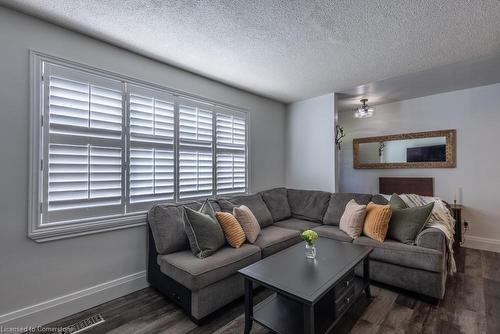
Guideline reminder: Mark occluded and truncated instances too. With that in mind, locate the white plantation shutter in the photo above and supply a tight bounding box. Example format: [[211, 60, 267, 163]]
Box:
[[216, 153, 246, 194], [33, 56, 249, 237], [216, 113, 246, 148], [129, 148, 174, 201], [178, 100, 214, 199], [179, 103, 213, 142], [128, 86, 175, 207], [90, 86, 123, 132], [129, 94, 174, 140], [47, 144, 122, 215], [43, 63, 125, 224], [215, 112, 247, 194], [48, 72, 123, 139]]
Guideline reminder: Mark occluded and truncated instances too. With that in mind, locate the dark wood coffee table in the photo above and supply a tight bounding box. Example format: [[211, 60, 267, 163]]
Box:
[[238, 237, 373, 334]]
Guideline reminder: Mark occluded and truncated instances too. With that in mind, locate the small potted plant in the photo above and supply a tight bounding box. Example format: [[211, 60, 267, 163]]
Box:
[[300, 230, 319, 259]]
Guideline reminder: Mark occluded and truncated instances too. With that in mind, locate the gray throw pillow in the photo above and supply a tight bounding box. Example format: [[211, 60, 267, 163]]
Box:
[[260, 187, 291, 222], [388, 195, 434, 244], [389, 193, 408, 209], [184, 199, 226, 258]]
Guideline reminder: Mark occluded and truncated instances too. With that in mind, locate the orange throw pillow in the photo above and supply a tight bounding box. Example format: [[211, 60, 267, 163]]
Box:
[[216, 212, 246, 248], [363, 202, 392, 242]]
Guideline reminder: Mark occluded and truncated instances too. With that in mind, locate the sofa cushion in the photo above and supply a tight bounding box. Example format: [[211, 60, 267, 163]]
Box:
[[148, 201, 201, 255], [353, 236, 444, 273], [218, 194, 274, 227], [273, 218, 321, 231], [208, 199, 222, 212], [323, 193, 373, 225], [158, 244, 261, 290], [254, 226, 301, 258], [260, 187, 291, 222], [287, 189, 331, 222], [312, 225, 353, 242], [371, 194, 389, 205]]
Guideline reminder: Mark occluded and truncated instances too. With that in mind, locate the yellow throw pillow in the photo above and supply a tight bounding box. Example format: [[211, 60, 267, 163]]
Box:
[[233, 205, 261, 243], [215, 212, 246, 248], [363, 202, 392, 242]]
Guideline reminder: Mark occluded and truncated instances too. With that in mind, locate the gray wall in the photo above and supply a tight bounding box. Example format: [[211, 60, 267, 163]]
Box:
[[285, 93, 336, 192], [0, 7, 286, 324], [339, 82, 500, 246]]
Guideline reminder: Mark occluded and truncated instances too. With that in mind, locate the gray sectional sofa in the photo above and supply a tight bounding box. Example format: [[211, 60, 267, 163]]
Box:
[[147, 188, 448, 322]]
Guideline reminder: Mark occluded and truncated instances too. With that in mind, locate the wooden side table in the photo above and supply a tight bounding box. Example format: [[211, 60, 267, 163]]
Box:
[[450, 204, 463, 244]]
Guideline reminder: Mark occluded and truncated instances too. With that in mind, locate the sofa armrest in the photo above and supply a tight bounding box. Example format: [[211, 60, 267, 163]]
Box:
[[416, 227, 446, 253]]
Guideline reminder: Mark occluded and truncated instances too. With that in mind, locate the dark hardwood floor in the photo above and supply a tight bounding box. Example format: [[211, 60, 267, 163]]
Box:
[[34, 247, 499, 334]]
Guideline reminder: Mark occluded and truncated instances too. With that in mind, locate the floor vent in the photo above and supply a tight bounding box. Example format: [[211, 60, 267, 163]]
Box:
[[60, 314, 105, 334]]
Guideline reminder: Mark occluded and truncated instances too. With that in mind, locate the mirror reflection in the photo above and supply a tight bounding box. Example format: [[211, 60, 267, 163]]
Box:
[[358, 137, 447, 164]]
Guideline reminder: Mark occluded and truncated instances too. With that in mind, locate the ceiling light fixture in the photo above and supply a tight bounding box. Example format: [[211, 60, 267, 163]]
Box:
[[354, 98, 374, 118]]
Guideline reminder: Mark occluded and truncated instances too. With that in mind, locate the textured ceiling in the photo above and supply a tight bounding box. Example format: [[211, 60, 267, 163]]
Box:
[[2, 0, 500, 102]]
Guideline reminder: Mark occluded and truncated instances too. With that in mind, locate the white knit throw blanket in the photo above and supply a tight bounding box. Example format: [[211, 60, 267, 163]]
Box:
[[399, 194, 457, 274]]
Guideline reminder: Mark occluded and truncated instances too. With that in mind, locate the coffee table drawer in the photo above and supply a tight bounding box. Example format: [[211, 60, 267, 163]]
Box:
[[334, 270, 355, 297], [335, 285, 355, 317]]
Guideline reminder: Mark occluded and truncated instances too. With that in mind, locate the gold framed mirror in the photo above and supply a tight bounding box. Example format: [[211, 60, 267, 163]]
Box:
[[353, 129, 456, 169]]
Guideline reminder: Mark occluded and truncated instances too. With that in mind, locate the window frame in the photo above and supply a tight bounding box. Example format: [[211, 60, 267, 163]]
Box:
[[29, 51, 250, 242]]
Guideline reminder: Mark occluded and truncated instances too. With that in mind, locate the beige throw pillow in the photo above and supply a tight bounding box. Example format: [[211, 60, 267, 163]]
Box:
[[339, 199, 367, 239], [233, 205, 261, 243]]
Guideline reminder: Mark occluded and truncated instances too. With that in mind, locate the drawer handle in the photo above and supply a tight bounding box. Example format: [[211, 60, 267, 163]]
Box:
[[346, 297, 350, 304], [346, 280, 350, 287]]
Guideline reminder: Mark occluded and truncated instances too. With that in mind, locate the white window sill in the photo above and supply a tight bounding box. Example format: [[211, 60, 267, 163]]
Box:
[[28, 213, 147, 242]]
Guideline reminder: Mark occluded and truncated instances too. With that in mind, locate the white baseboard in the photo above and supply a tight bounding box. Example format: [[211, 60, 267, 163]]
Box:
[[463, 235, 500, 253], [0, 271, 148, 328]]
